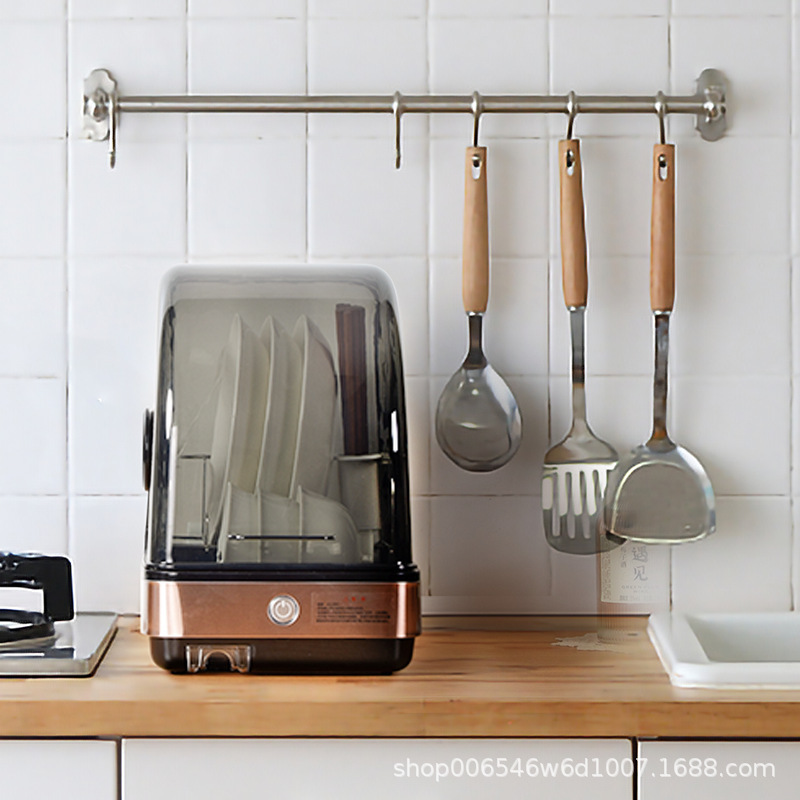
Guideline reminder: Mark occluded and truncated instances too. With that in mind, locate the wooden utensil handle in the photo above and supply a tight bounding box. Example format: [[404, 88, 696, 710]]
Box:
[[558, 139, 587, 308], [462, 146, 489, 313], [650, 143, 675, 313]]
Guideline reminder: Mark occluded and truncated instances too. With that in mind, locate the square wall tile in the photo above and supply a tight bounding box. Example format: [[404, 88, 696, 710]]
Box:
[[794, 500, 800, 608], [308, 18, 427, 138], [550, 16, 668, 137], [405, 377, 430, 497], [0, 260, 65, 378], [309, 0, 425, 16], [672, 257, 790, 377], [671, 376, 790, 497], [552, 0, 667, 13], [794, 259, 800, 375], [70, 495, 145, 613], [308, 137, 427, 258], [0, 1, 64, 19], [429, 377, 547, 497], [188, 18, 306, 139], [794, 140, 799, 255], [429, 258, 548, 378], [0, 379, 65, 495], [429, 495, 552, 611], [672, 497, 792, 613], [549, 375, 653, 461], [69, 258, 173, 495], [792, 381, 800, 496], [0, 142, 65, 257], [483, 259, 549, 376], [430, 139, 549, 259], [188, 139, 306, 259], [671, 17, 790, 138], [795, 19, 800, 138], [429, 17, 548, 139], [673, 0, 788, 14], [0, 21, 65, 139], [431, 0, 547, 14], [676, 136, 790, 257], [549, 257, 652, 379], [0, 497, 67, 555], [69, 141, 185, 257], [69, 19, 186, 141], [70, 0, 184, 17], [189, 0, 303, 16]]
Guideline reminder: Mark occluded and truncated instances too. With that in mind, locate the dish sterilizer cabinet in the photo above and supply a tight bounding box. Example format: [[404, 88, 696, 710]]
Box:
[[141, 266, 420, 673]]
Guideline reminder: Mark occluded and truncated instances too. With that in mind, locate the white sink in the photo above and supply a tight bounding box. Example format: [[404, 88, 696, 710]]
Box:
[[648, 612, 800, 689]]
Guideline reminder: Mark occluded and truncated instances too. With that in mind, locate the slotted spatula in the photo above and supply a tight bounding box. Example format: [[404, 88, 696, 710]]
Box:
[[542, 139, 618, 555]]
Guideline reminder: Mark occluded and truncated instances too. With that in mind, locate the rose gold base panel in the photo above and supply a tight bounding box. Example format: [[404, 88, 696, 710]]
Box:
[[143, 580, 421, 639]]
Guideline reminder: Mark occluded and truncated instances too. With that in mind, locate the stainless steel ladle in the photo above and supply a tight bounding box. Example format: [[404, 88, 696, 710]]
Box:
[[435, 136, 522, 472]]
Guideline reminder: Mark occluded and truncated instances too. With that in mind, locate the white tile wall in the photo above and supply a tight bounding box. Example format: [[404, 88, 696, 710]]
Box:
[[549, 16, 669, 137], [429, 17, 548, 139], [68, 19, 187, 141], [188, 139, 307, 258], [68, 257, 172, 495], [0, 142, 65, 257], [188, 17, 306, 139], [0, 2, 796, 616], [0, 21, 65, 139]]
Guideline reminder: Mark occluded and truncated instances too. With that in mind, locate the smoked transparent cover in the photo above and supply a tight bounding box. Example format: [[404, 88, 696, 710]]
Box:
[[145, 266, 411, 572]]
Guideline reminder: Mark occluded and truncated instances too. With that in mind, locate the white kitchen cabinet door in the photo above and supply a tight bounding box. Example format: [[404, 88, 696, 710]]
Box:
[[124, 738, 633, 800], [0, 739, 117, 800], [639, 740, 800, 799]]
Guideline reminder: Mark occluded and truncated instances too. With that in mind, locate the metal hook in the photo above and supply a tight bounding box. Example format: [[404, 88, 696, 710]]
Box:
[[470, 91, 483, 147], [392, 91, 403, 169], [655, 90, 667, 145], [108, 90, 118, 169], [566, 90, 578, 141]]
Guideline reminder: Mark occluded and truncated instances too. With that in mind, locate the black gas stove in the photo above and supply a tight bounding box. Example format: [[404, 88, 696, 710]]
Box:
[[0, 553, 116, 677]]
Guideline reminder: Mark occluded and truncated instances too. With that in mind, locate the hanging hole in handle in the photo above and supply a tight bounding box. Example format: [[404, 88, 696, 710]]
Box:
[[565, 148, 575, 176], [658, 154, 668, 181], [471, 152, 482, 179]]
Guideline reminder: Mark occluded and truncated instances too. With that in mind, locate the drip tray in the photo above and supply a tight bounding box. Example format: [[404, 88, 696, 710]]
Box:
[[0, 612, 117, 677]]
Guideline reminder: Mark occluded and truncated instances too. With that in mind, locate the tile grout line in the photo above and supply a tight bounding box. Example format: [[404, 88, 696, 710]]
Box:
[[545, 0, 553, 451], [304, 0, 310, 263], [184, 0, 189, 262], [64, 2, 73, 559], [789, 5, 797, 611], [425, 0, 435, 513]]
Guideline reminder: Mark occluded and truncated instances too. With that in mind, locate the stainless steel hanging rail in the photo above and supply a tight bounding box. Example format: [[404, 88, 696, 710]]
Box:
[[82, 68, 727, 168]]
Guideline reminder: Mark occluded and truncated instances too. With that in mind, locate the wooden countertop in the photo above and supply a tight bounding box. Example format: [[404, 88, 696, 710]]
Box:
[[2, 616, 800, 739]]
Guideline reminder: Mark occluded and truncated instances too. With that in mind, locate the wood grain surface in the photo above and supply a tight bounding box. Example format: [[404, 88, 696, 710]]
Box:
[[0, 617, 799, 738]]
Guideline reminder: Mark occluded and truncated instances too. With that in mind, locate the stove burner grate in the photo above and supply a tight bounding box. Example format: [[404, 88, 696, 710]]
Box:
[[0, 609, 56, 644]]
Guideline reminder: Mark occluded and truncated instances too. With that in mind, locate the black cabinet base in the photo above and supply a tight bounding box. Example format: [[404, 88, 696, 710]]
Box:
[[150, 637, 415, 675]]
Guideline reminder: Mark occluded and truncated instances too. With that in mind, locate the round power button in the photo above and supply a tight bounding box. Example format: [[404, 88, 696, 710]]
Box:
[[267, 595, 300, 626]]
